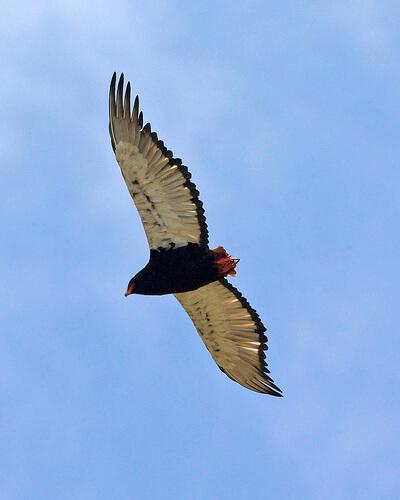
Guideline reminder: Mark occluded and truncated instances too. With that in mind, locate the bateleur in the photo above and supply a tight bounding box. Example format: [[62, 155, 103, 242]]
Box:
[[109, 73, 282, 396]]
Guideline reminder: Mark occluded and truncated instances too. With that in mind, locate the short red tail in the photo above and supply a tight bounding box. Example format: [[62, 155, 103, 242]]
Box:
[[212, 246, 240, 277]]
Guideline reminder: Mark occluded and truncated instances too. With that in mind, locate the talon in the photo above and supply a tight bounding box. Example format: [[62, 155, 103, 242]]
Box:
[[212, 247, 240, 277]]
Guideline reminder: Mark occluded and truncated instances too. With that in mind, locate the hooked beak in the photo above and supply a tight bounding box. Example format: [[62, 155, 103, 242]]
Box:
[[124, 282, 135, 297]]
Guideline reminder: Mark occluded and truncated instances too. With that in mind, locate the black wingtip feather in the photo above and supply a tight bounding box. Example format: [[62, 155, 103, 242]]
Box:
[[109, 73, 118, 151], [109, 74, 116, 108], [124, 82, 131, 119], [132, 95, 139, 123], [116, 74, 124, 118]]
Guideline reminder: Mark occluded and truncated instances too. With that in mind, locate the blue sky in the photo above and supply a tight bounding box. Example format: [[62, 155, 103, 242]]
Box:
[[1, 1, 399, 498]]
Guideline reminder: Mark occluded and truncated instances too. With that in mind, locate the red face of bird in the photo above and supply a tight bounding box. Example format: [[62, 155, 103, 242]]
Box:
[[124, 279, 136, 297]]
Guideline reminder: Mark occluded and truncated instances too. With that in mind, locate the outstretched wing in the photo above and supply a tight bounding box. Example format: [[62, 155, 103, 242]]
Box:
[[175, 279, 282, 395], [109, 73, 208, 250]]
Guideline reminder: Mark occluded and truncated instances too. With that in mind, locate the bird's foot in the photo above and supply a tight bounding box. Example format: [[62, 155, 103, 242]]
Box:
[[212, 246, 240, 277]]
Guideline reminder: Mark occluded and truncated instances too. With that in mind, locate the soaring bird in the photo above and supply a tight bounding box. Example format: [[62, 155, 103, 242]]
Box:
[[109, 73, 282, 396]]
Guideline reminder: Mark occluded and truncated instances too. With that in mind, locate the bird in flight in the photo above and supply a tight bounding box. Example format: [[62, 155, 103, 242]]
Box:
[[109, 73, 282, 396]]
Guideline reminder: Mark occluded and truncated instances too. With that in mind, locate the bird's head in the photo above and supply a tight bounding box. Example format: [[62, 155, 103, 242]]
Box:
[[124, 267, 153, 296], [124, 278, 136, 297]]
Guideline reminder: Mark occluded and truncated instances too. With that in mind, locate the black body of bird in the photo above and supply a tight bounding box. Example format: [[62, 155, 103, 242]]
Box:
[[128, 243, 219, 295]]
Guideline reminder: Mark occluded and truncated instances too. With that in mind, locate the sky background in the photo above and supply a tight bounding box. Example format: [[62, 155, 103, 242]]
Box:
[[1, 1, 399, 499]]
